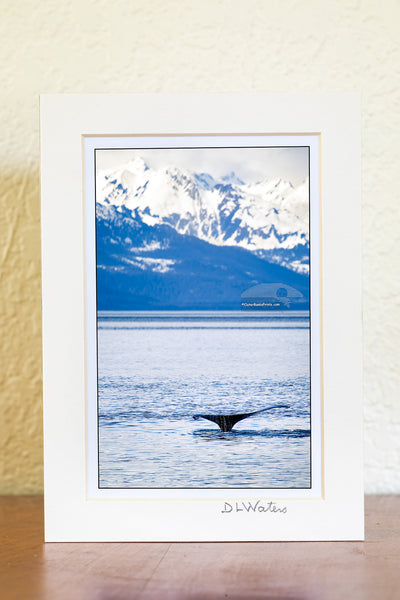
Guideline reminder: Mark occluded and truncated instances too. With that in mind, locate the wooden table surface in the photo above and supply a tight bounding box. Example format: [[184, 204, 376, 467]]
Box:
[[1, 495, 399, 600]]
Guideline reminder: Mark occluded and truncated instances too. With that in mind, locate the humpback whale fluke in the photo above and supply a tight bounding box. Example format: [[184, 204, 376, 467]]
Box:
[[193, 404, 290, 432]]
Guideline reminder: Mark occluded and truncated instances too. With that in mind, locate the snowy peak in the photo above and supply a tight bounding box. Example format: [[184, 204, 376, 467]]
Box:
[[96, 158, 309, 273], [125, 156, 149, 174], [194, 172, 217, 189], [221, 171, 245, 186]]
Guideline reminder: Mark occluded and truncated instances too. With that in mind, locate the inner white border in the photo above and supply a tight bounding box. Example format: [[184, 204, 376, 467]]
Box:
[[84, 134, 322, 500]]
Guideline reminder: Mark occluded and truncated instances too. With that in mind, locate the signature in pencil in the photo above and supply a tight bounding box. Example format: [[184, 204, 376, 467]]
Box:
[[221, 500, 288, 514]]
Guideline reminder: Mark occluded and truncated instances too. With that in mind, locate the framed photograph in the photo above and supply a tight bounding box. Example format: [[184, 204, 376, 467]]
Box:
[[41, 94, 363, 541]]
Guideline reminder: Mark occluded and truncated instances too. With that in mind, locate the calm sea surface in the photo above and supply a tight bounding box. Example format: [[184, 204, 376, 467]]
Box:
[[97, 311, 311, 488]]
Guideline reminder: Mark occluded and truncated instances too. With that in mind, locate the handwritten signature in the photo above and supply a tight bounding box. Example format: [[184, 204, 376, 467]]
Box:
[[221, 500, 287, 514]]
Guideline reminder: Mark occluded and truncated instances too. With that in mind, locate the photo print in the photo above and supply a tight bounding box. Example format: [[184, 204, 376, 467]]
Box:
[[91, 139, 318, 491]]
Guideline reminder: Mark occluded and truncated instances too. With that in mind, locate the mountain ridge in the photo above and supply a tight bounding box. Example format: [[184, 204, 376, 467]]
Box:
[[96, 205, 309, 311], [96, 156, 309, 275]]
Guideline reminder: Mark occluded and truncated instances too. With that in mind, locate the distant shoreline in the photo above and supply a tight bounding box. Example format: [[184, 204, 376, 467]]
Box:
[[97, 309, 310, 319]]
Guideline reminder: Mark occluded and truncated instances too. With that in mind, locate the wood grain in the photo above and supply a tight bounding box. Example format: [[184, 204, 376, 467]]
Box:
[[1, 495, 399, 599]]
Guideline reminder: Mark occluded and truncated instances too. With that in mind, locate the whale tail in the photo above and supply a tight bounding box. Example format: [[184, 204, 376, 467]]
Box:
[[193, 404, 290, 432]]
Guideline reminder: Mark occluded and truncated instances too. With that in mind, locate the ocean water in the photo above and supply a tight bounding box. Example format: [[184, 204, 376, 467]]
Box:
[[97, 311, 311, 489]]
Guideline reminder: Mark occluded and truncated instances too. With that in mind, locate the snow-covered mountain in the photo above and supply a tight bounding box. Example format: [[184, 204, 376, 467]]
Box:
[[96, 156, 309, 274], [96, 204, 309, 311]]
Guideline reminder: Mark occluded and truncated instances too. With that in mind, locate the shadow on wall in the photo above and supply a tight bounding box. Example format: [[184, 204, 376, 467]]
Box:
[[0, 167, 43, 494]]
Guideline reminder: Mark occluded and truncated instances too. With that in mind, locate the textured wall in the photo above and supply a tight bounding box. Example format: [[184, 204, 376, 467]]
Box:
[[1, 0, 399, 494]]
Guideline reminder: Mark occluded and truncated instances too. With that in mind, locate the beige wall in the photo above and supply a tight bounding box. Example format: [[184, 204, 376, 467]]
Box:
[[1, 0, 399, 494]]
